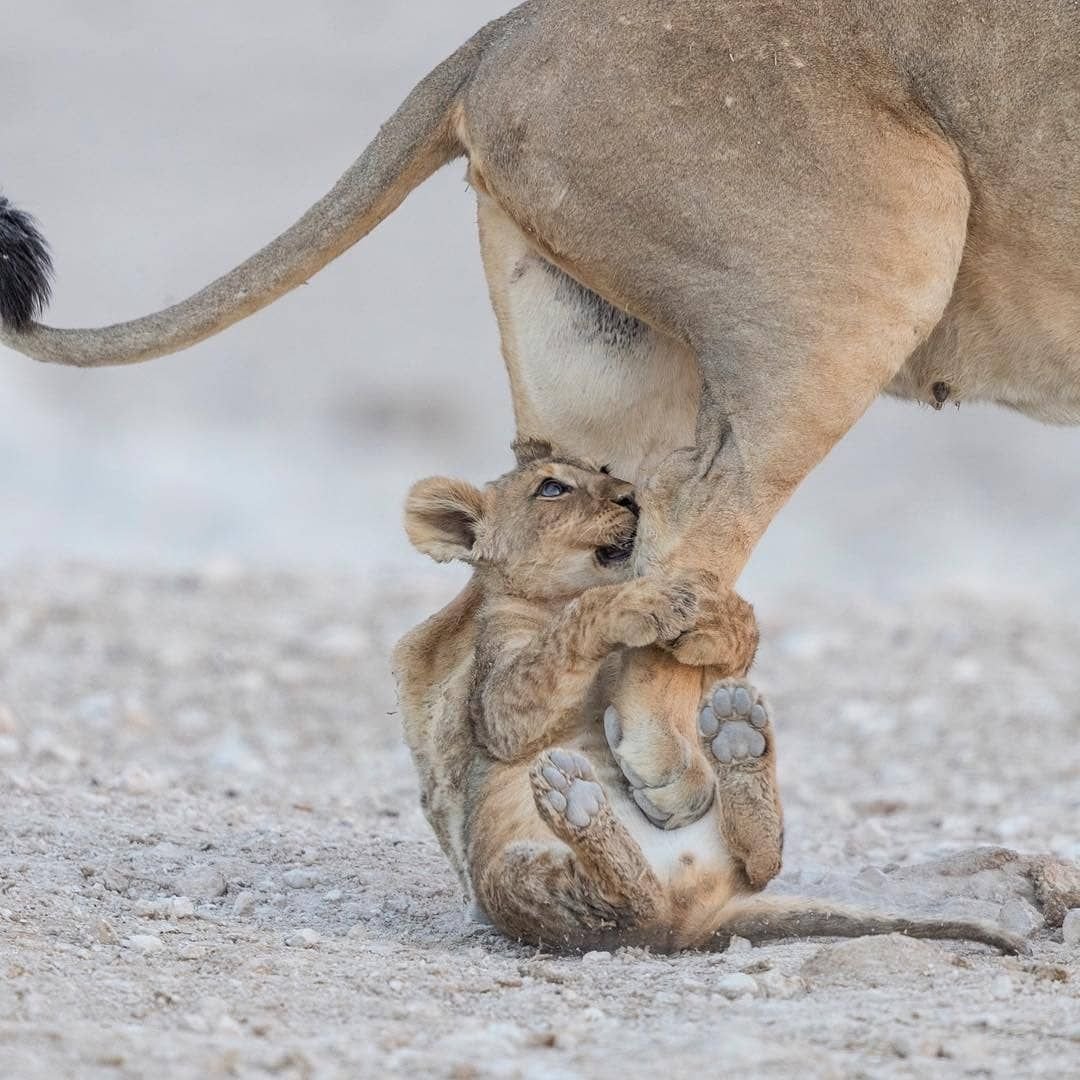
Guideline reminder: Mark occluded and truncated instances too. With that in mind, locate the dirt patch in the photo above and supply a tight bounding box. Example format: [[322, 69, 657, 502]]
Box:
[[1, 566, 1078, 1078]]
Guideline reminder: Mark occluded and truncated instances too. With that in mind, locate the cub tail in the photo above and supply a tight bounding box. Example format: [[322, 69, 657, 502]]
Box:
[[711, 894, 1027, 955]]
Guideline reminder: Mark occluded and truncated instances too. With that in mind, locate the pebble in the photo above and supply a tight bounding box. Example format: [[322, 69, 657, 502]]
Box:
[[128, 934, 164, 954], [103, 868, 130, 894], [856, 866, 889, 889], [1030, 859, 1080, 928], [998, 897, 1044, 937], [714, 973, 759, 1000], [725, 935, 752, 955], [990, 974, 1014, 1000], [581, 951, 611, 963], [173, 867, 227, 899], [323, 889, 343, 902], [121, 764, 166, 795], [134, 896, 195, 920], [93, 918, 119, 945], [0, 703, 18, 734], [285, 928, 321, 948], [170, 896, 196, 919], [232, 890, 256, 917], [1063, 909, 1080, 947], [29, 732, 80, 765], [755, 971, 805, 1000], [283, 868, 321, 889], [802, 935, 951, 990]]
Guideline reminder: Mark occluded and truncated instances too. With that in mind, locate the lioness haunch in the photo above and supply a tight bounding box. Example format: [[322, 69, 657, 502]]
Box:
[[394, 448, 1022, 954]]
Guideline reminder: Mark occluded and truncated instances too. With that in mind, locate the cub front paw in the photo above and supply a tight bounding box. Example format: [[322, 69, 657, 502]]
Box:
[[610, 578, 699, 649], [667, 590, 758, 673]]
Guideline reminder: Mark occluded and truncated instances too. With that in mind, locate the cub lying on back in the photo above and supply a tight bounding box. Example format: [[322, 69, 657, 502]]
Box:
[[394, 446, 1022, 954]]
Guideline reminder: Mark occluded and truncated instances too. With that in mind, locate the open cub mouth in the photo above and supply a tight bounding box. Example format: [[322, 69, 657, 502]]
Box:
[[596, 532, 635, 567]]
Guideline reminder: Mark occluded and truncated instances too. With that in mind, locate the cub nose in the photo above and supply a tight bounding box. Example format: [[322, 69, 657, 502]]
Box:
[[615, 493, 639, 516]]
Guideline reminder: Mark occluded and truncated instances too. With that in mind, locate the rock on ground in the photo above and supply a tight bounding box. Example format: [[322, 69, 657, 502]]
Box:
[[0, 565, 1078, 1078]]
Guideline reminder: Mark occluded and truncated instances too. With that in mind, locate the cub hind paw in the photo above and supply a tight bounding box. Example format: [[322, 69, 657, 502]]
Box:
[[698, 680, 770, 766], [531, 749, 606, 832]]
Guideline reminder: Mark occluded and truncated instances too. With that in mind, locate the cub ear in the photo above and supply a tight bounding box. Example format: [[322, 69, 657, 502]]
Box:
[[512, 437, 555, 466], [404, 477, 487, 563]]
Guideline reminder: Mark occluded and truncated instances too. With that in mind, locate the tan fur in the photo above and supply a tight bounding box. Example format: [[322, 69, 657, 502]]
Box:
[[394, 451, 1023, 955], [6, 4, 1079, 834]]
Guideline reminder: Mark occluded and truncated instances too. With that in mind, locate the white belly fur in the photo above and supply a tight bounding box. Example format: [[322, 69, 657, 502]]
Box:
[[478, 194, 700, 484]]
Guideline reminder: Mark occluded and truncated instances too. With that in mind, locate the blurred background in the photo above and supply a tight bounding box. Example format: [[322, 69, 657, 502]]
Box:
[[3, 0, 1079, 605]]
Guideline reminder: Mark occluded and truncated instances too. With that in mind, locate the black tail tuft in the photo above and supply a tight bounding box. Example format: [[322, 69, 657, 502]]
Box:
[[0, 194, 53, 331]]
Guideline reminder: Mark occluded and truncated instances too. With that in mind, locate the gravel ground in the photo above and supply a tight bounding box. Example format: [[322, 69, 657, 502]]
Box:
[[1, 565, 1078, 1079]]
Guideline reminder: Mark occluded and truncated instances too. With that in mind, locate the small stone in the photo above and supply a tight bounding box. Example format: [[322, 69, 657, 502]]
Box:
[[802, 934, 951, 990], [714, 973, 759, 999], [1063, 909, 1080, 947], [0, 704, 18, 734], [232, 891, 255, 917], [128, 934, 164, 954], [285, 928, 320, 948], [323, 889, 343, 902], [93, 918, 119, 945], [725, 934, 753, 955], [1030, 858, 1080, 928], [998, 897, 1044, 937], [283, 868, 321, 889], [121, 764, 165, 795], [173, 867, 227, 900], [346, 924, 368, 940], [891, 1036, 915, 1059], [103, 868, 130, 894], [581, 951, 611, 963], [755, 971, 805, 1000], [29, 733, 81, 765], [856, 866, 888, 889], [169, 896, 195, 919], [199, 996, 230, 1023], [990, 974, 1013, 1000]]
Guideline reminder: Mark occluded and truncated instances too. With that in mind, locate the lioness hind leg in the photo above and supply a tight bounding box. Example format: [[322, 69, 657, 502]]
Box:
[[698, 680, 783, 889]]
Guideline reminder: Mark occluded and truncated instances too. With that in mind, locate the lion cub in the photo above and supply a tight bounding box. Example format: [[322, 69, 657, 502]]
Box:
[[394, 447, 1022, 954]]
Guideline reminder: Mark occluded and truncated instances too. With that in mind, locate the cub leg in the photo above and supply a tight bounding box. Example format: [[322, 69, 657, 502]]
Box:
[[697, 680, 783, 889], [474, 749, 662, 949]]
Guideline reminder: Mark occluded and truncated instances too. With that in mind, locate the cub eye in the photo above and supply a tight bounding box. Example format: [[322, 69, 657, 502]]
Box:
[[536, 479, 571, 498]]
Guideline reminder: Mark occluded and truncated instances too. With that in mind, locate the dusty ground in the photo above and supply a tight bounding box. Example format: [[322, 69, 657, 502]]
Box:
[[1, 565, 1078, 1079]]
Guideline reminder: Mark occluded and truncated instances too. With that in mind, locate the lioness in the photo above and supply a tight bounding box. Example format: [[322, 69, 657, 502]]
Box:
[[4, 3, 1079, 824], [394, 446, 1021, 953]]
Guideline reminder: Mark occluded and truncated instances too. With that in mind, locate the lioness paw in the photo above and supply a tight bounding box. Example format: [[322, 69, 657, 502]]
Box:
[[604, 705, 716, 830]]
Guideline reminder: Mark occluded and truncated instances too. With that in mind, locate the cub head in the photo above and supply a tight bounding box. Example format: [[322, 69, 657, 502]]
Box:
[[404, 440, 639, 600]]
